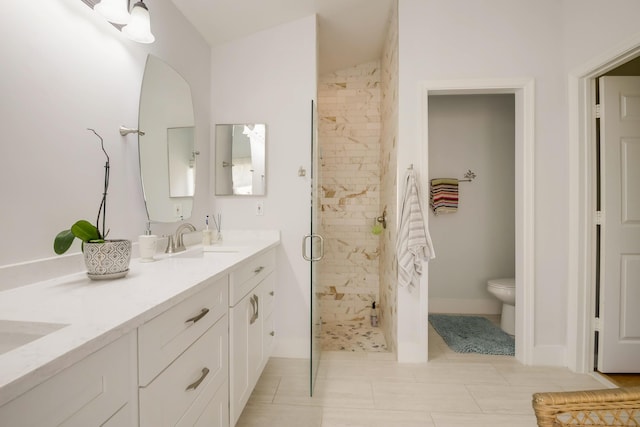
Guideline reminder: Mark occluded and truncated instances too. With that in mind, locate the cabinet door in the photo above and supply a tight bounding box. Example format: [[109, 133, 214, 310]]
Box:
[[229, 291, 262, 426], [185, 380, 229, 427], [256, 273, 275, 376], [0, 333, 136, 427]]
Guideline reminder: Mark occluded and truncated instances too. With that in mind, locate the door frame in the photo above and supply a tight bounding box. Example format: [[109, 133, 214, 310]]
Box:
[[420, 78, 536, 364], [567, 39, 640, 373]]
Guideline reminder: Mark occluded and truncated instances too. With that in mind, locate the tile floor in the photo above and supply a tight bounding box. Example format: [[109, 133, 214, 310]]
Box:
[[236, 323, 609, 426]]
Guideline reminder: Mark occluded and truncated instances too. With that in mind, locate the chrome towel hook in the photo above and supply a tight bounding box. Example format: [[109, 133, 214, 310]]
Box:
[[376, 209, 387, 229]]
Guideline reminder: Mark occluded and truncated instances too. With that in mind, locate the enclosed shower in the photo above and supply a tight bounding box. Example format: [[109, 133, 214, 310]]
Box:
[[316, 60, 389, 352]]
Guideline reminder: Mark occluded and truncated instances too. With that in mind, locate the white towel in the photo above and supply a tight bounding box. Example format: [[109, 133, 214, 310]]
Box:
[[396, 169, 435, 291]]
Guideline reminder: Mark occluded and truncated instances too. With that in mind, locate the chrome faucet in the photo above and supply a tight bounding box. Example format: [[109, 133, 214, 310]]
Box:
[[173, 222, 196, 252]]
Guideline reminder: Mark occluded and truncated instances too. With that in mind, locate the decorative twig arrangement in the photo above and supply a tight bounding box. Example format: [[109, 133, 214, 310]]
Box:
[[53, 128, 113, 254], [88, 128, 110, 239], [212, 213, 221, 233]]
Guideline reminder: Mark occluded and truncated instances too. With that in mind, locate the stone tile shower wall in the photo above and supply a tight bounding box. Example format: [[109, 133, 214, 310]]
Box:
[[379, 0, 399, 353], [317, 61, 382, 324]]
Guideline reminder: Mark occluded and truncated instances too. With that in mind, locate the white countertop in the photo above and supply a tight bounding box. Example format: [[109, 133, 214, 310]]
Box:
[[0, 231, 280, 406]]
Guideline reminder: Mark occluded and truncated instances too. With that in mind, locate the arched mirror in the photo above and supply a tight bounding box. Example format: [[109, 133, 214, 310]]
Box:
[[139, 54, 196, 222]]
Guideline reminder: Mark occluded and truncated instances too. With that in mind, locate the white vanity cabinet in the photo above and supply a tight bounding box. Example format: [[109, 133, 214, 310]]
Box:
[[229, 249, 276, 426], [138, 275, 229, 427], [0, 332, 138, 427], [0, 234, 280, 427]]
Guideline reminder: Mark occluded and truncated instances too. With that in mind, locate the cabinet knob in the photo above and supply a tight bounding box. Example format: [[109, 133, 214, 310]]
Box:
[[270, 331, 275, 336], [269, 291, 274, 296]]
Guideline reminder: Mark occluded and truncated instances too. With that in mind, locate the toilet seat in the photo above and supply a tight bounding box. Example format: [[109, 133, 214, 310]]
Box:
[[487, 278, 515, 290]]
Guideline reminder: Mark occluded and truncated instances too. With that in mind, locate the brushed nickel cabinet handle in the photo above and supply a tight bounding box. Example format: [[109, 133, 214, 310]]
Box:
[[270, 331, 275, 336], [254, 266, 265, 274], [254, 294, 259, 320], [269, 291, 274, 296], [250, 295, 257, 325], [185, 367, 210, 391], [185, 308, 209, 324]]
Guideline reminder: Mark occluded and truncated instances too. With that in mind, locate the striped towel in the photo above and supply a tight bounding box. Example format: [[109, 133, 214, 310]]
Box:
[[396, 169, 435, 291], [430, 178, 459, 214]]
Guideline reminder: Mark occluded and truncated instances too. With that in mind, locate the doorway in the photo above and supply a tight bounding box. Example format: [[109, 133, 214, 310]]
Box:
[[568, 42, 640, 375], [594, 73, 640, 374], [427, 94, 516, 357], [421, 79, 535, 364]]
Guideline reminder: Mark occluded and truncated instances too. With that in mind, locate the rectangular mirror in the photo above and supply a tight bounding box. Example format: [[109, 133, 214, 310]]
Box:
[[215, 124, 266, 196]]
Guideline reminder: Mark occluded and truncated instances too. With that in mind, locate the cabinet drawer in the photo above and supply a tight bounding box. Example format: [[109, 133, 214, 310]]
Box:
[[0, 332, 135, 427], [229, 250, 275, 306], [140, 316, 228, 427], [103, 402, 133, 427], [178, 379, 228, 427], [138, 275, 228, 386]]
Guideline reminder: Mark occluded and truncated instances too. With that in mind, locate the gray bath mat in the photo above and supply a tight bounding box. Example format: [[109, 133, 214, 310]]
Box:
[[428, 314, 515, 355]]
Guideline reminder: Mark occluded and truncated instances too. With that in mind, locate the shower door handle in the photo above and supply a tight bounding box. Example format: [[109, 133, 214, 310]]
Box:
[[302, 234, 324, 261]]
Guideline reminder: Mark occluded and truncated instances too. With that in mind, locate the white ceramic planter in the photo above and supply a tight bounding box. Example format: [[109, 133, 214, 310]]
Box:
[[83, 239, 131, 280]]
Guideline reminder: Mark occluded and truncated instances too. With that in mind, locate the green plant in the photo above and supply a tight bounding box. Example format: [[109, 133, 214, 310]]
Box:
[[54, 129, 110, 255]]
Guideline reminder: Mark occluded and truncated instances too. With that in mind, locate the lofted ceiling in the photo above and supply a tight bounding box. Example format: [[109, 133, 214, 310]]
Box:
[[169, 0, 394, 74]]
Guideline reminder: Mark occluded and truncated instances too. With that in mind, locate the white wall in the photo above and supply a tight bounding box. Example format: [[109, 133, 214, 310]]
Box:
[[397, 0, 640, 366], [397, 0, 567, 362], [428, 95, 515, 314], [561, 0, 640, 72], [0, 0, 211, 267], [210, 16, 318, 357], [561, 1, 640, 370]]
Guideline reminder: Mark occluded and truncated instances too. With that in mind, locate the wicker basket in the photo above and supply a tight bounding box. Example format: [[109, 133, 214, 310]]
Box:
[[532, 386, 640, 426]]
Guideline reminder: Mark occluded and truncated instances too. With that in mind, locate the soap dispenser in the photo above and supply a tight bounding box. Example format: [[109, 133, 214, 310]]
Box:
[[370, 302, 378, 327], [203, 215, 214, 245], [139, 221, 157, 262]]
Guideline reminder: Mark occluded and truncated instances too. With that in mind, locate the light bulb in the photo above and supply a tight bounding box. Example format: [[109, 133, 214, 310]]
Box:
[[94, 0, 130, 25], [122, 1, 155, 44]]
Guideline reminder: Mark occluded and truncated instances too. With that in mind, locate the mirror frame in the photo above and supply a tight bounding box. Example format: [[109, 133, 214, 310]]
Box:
[[214, 123, 266, 196]]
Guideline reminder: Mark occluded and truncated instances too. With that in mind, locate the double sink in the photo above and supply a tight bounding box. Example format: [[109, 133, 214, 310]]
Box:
[[0, 244, 246, 355]]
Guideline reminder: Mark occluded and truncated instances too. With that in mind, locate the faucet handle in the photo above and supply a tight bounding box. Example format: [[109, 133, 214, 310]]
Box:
[[164, 235, 175, 253]]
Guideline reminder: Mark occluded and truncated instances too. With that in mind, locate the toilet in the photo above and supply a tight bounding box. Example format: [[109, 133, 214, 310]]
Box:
[[487, 278, 516, 335]]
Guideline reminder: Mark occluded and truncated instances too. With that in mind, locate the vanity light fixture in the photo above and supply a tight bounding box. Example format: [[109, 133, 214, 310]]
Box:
[[122, 1, 155, 44], [94, 0, 131, 24]]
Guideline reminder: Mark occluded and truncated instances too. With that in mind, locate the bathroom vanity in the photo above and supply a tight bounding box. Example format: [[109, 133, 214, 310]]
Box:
[[0, 231, 279, 427]]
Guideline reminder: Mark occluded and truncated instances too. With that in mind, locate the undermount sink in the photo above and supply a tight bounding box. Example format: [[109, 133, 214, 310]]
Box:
[[202, 246, 245, 253], [170, 249, 205, 259], [0, 320, 68, 356], [168, 245, 246, 259]]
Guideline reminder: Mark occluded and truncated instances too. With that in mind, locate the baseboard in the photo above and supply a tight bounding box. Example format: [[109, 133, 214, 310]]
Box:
[[532, 344, 566, 367], [397, 341, 428, 363], [272, 338, 309, 359], [429, 297, 501, 315]]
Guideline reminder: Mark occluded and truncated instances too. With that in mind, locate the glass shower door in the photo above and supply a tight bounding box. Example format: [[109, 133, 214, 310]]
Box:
[[306, 99, 323, 396]]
